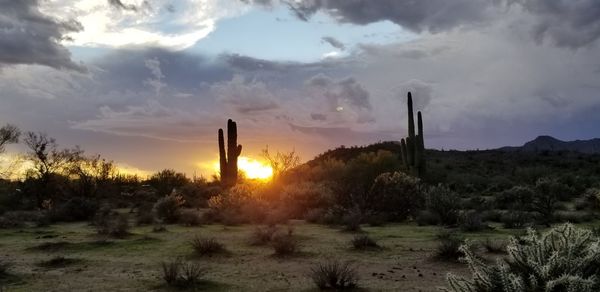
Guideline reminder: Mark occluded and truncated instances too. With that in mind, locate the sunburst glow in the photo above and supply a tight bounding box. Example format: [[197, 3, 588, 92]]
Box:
[[212, 156, 273, 180]]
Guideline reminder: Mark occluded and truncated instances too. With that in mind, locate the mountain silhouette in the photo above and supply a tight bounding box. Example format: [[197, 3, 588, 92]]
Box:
[[500, 135, 600, 154]]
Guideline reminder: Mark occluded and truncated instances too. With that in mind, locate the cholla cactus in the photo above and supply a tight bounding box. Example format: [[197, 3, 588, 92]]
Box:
[[445, 224, 600, 292]]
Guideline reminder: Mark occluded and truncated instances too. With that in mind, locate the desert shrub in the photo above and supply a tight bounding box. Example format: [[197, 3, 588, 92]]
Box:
[[480, 238, 506, 254], [367, 171, 423, 220], [532, 177, 562, 225], [309, 260, 358, 290], [495, 186, 534, 210], [341, 207, 363, 232], [574, 198, 589, 211], [501, 211, 531, 229], [206, 184, 264, 224], [94, 210, 130, 238], [178, 209, 202, 226], [279, 182, 333, 219], [350, 235, 380, 250], [435, 231, 465, 261], [161, 260, 205, 288], [446, 224, 600, 292], [249, 225, 279, 246], [426, 184, 461, 226], [304, 208, 326, 224], [459, 211, 486, 232], [46, 197, 98, 222], [147, 169, 189, 197], [321, 207, 345, 225], [154, 192, 185, 223], [135, 203, 154, 226], [271, 233, 299, 256], [584, 188, 600, 210], [190, 237, 225, 256]]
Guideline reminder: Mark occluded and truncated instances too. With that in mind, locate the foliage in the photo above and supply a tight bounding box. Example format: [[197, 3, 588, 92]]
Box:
[[367, 171, 423, 221], [261, 146, 301, 181], [249, 225, 280, 246], [147, 169, 189, 197], [47, 197, 98, 222], [94, 207, 129, 238], [446, 224, 600, 292], [271, 233, 299, 256], [495, 186, 534, 210], [481, 238, 507, 254], [350, 234, 380, 250], [459, 211, 486, 232], [309, 260, 359, 290], [426, 184, 461, 226], [435, 231, 465, 261], [154, 192, 185, 223], [178, 209, 202, 226]]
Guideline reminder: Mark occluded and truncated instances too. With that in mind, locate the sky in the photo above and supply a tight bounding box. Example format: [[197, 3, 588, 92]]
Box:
[[1, 0, 600, 177]]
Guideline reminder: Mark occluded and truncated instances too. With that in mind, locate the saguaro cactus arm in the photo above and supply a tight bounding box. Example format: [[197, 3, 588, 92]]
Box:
[[218, 128, 227, 180]]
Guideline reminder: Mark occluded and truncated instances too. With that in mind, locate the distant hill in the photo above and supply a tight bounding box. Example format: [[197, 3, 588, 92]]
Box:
[[500, 135, 600, 154]]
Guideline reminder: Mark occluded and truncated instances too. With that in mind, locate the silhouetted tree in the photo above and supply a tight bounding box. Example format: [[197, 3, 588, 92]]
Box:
[[261, 146, 301, 181]]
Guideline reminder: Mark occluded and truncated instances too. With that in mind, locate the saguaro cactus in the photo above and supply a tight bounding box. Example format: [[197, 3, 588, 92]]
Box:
[[218, 119, 242, 186], [400, 92, 426, 177]]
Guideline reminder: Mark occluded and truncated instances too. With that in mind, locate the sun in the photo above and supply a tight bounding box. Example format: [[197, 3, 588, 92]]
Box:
[[212, 156, 273, 180]]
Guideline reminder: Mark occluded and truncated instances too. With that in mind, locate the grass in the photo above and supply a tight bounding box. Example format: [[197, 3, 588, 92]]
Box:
[[0, 219, 591, 291], [37, 256, 82, 268]]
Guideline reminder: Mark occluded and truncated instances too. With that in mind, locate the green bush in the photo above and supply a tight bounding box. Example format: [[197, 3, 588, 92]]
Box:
[[446, 224, 600, 292], [154, 193, 185, 223], [459, 211, 486, 232], [368, 171, 423, 221], [426, 184, 461, 226], [435, 230, 465, 261]]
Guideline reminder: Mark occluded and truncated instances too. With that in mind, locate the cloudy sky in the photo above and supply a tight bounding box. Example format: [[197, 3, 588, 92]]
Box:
[[1, 0, 600, 176]]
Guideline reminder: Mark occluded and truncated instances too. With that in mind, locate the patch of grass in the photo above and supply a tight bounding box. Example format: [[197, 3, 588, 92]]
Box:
[[37, 256, 82, 268], [350, 235, 380, 250], [190, 237, 226, 256], [309, 260, 359, 290]]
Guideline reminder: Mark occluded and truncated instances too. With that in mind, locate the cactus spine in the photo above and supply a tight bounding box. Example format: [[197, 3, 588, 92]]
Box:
[[400, 92, 426, 177], [218, 119, 242, 186]]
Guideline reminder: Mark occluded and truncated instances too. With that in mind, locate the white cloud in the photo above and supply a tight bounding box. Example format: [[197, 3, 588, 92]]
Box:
[[39, 0, 249, 50]]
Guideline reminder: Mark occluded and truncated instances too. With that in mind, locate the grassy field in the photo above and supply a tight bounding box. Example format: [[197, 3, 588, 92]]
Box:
[[0, 215, 547, 292]]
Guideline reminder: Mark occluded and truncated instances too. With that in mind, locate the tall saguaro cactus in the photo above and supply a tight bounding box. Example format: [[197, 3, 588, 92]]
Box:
[[400, 92, 426, 177], [218, 119, 242, 186]]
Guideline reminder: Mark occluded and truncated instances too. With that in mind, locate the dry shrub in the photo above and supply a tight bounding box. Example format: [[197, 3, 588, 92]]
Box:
[[309, 260, 359, 290], [178, 209, 202, 226], [161, 260, 205, 288], [435, 230, 465, 261], [190, 237, 226, 256], [249, 225, 280, 246], [271, 233, 299, 256]]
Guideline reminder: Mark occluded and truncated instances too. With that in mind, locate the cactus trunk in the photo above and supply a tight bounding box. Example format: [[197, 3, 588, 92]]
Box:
[[400, 92, 426, 177], [218, 119, 242, 187]]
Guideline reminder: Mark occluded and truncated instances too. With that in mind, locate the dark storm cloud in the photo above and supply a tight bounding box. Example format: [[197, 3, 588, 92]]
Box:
[[511, 0, 600, 48], [321, 36, 345, 50], [108, 0, 138, 11], [306, 74, 372, 111], [246, 0, 494, 33], [0, 0, 84, 71]]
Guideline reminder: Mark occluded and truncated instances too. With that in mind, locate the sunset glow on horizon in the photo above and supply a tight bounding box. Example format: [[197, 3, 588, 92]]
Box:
[[212, 156, 273, 180]]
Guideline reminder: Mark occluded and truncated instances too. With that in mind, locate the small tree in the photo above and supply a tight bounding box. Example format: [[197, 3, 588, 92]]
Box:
[[426, 184, 461, 226], [261, 146, 301, 181], [148, 169, 189, 197], [445, 224, 600, 292]]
